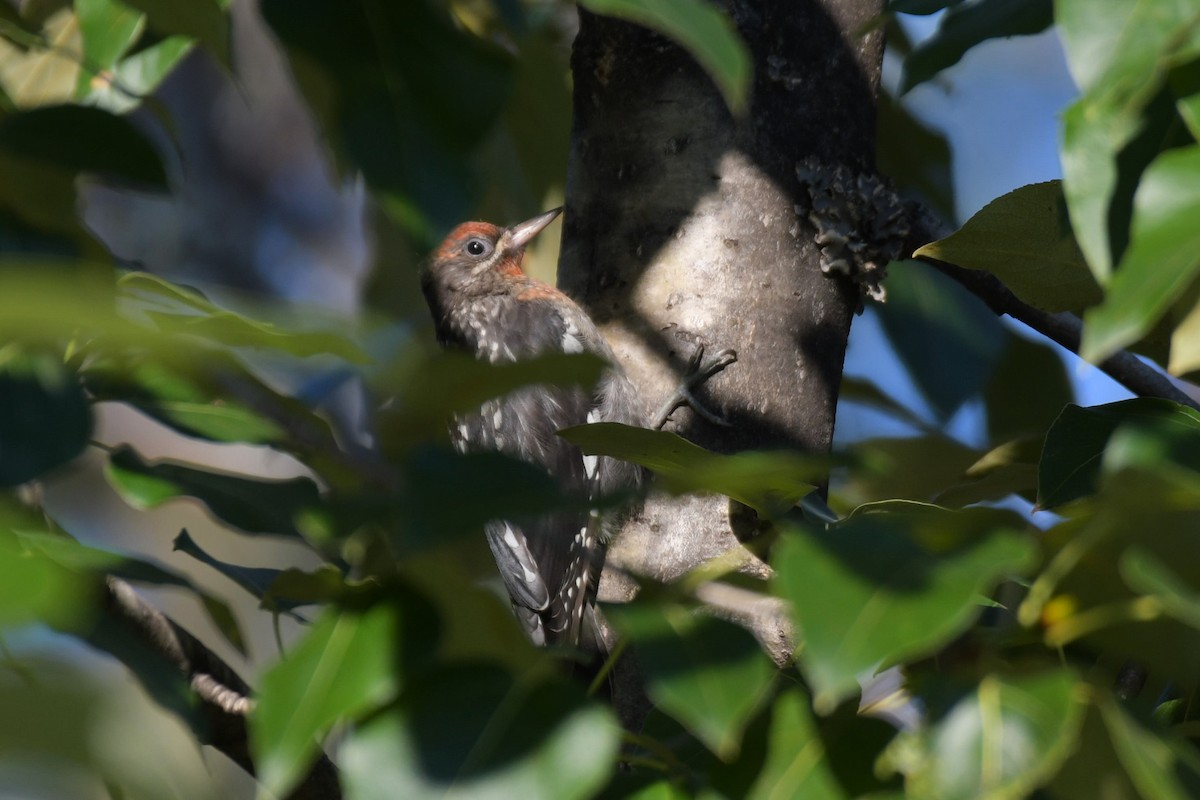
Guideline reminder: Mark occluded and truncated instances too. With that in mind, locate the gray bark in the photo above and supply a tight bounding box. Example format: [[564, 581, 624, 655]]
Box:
[[560, 0, 885, 638]]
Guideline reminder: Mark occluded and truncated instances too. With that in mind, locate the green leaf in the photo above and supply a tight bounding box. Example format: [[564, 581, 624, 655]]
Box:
[[394, 446, 589, 552], [1048, 701, 1141, 799], [261, 0, 513, 238], [253, 590, 439, 797], [1037, 399, 1200, 509], [0, 104, 167, 188], [984, 332, 1074, 443], [83, 354, 289, 446], [737, 686, 876, 799], [117, 0, 228, 66], [1057, 0, 1200, 283], [607, 601, 776, 760], [0, 9, 82, 108], [877, 261, 1007, 419], [378, 350, 608, 449], [13, 527, 246, 653], [838, 434, 981, 508], [1095, 694, 1200, 800], [0, 350, 91, 487], [172, 529, 304, 617], [1121, 548, 1200, 630], [1103, 414, 1200, 479], [876, 91, 955, 222], [774, 504, 1035, 712], [577, 0, 750, 115], [914, 182, 1102, 315], [121, 272, 369, 362], [1168, 294, 1200, 378], [340, 665, 619, 800], [0, 529, 93, 628], [904, 670, 1085, 800], [105, 446, 320, 539], [933, 441, 1040, 509], [558, 423, 821, 518], [74, 0, 145, 99], [900, 0, 1052, 93], [93, 35, 195, 114], [1082, 145, 1200, 363]]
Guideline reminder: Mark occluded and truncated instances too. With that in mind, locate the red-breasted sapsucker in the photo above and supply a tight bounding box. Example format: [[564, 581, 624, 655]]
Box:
[[421, 208, 642, 648]]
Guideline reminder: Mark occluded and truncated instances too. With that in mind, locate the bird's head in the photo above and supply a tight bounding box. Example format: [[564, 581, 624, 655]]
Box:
[[424, 208, 562, 296]]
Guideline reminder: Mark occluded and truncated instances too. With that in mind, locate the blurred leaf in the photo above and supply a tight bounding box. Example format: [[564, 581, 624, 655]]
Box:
[[934, 447, 1039, 509], [915, 182, 1102, 314], [0, 154, 107, 253], [105, 446, 320, 539], [394, 446, 586, 552], [74, 0, 144, 99], [1048, 700, 1141, 799], [1082, 145, 1200, 364], [578, 0, 750, 114], [877, 262, 1006, 419], [379, 350, 607, 449], [397, 539, 540, 670], [264, 565, 356, 609], [254, 590, 439, 798], [84, 353, 287, 445], [1038, 399, 1200, 509], [1027, 476, 1200, 681], [261, 0, 513, 238], [13, 527, 246, 652], [121, 272, 369, 362], [1169, 294, 1200, 378], [876, 91, 955, 222], [91, 34, 194, 113], [0, 104, 167, 187], [607, 601, 776, 760], [774, 504, 1035, 712], [0, 528, 93, 628], [0, 658, 221, 799], [117, 0, 228, 66], [984, 332, 1073, 443], [1103, 414, 1200, 478], [1121, 547, 1200, 630], [0, 350, 91, 487], [0, 9, 81, 107], [838, 375, 934, 433], [560, 422, 821, 519], [900, 0, 1052, 93], [839, 434, 980, 507], [1095, 694, 1200, 800], [708, 684, 896, 800], [172, 529, 304, 618], [1057, 0, 1200, 282], [340, 664, 619, 800], [904, 669, 1085, 800]]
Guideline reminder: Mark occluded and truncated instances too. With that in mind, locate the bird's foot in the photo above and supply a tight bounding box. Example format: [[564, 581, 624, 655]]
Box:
[[652, 344, 738, 430]]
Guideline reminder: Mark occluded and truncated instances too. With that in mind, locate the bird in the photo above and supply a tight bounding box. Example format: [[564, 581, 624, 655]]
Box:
[[421, 208, 643, 649]]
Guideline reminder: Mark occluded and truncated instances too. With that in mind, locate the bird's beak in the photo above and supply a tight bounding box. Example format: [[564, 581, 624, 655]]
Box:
[[506, 207, 562, 250]]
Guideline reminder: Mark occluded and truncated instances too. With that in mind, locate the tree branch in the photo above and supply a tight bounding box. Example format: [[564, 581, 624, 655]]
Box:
[[904, 210, 1200, 412], [101, 577, 342, 800]]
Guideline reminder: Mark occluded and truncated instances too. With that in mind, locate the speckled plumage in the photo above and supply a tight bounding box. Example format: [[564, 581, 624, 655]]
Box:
[[421, 209, 642, 647]]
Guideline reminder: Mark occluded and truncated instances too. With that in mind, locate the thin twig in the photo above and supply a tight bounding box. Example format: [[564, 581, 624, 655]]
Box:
[[100, 577, 342, 800]]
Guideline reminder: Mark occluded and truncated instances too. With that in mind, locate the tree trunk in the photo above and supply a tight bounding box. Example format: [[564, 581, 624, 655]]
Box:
[[560, 0, 884, 635]]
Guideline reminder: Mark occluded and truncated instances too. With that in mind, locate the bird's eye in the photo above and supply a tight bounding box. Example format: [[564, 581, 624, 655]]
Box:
[[466, 238, 490, 257]]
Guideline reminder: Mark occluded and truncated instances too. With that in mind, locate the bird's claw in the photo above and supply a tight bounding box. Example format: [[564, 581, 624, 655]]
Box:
[[652, 344, 738, 430]]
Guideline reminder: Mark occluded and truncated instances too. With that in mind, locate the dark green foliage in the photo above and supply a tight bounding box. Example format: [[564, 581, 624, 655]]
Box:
[[1, 1, 1200, 799]]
